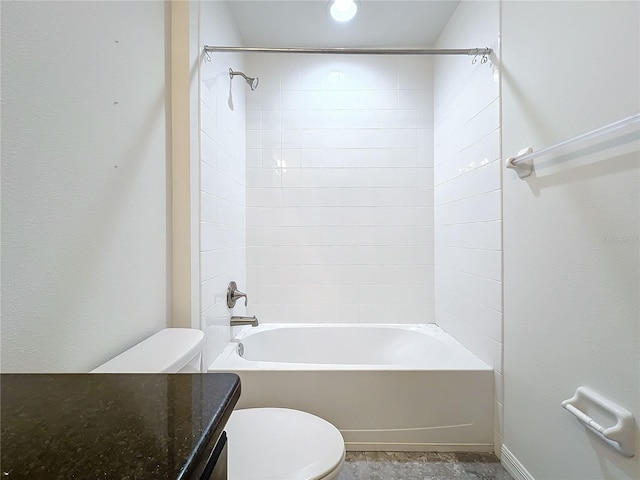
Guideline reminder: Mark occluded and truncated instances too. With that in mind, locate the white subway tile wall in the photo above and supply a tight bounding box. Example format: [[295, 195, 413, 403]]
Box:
[[434, 0, 502, 456], [245, 54, 435, 324], [199, 3, 247, 368]]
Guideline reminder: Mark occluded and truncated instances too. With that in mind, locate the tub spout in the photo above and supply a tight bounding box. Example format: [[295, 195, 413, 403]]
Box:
[[230, 315, 259, 327]]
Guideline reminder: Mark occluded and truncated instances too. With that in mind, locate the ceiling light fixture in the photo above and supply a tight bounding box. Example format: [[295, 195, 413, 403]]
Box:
[[330, 0, 357, 22]]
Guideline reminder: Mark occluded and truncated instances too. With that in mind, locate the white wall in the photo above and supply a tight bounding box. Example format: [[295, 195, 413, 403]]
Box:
[[198, 1, 247, 368], [245, 54, 435, 324], [502, 1, 639, 478], [433, 0, 502, 452], [1, 1, 170, 372]]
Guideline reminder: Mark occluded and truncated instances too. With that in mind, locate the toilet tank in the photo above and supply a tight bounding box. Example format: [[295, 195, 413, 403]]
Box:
[[91, 328, 205, 373]]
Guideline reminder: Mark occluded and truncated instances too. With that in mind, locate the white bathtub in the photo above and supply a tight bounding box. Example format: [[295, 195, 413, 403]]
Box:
[[209, 323, 494, 452]]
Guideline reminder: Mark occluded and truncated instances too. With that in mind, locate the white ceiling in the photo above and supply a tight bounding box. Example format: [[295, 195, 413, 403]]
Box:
[[224, 1, 461, 48]]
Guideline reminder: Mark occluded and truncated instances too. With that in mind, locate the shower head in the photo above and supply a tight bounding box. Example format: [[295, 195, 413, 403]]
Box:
[[229, 68, 259, 91]]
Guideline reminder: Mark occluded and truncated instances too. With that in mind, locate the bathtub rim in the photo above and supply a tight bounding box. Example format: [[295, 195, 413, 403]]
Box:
[[209, 323, 492, 372]]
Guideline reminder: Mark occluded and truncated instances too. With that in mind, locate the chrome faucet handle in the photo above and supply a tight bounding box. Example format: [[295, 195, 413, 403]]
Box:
[[227, 281, 248, 308]]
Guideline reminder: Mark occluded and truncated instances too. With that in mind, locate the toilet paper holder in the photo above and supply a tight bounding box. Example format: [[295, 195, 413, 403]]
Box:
[[562, 386, 636, 457]]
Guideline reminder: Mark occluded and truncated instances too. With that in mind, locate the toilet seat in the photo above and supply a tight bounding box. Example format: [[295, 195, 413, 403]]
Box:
[[226, 408, 345, 480]]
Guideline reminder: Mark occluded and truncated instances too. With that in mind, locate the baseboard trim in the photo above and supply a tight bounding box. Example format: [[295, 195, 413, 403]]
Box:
[[501, 445, 535, 480]]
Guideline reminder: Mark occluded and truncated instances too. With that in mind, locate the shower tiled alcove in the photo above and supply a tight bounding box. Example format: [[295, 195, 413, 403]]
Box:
[[199, 0, 504, 459]]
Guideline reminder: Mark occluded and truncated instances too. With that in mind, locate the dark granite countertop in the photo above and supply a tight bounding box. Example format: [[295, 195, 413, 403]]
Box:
[[1, 373, 241, 480]]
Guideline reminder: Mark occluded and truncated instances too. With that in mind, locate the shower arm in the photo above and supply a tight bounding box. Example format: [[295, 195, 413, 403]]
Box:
[[229, 68, 259, 90], [229, 68, 249, 81]]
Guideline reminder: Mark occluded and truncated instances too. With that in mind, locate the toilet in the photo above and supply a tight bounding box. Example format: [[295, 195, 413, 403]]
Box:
[[226, 408, 345, 480], [91, 328, 205, 373], [92, 328, 345, 480]]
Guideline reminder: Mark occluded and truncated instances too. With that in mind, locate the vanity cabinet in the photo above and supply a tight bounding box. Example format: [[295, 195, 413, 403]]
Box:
[[202, 432, 228, 480], [0, 374, 240, 480]]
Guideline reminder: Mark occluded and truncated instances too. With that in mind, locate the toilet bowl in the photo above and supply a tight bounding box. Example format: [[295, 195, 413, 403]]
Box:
[[226, 408, 345, 480], [92, 328, 345, 480]]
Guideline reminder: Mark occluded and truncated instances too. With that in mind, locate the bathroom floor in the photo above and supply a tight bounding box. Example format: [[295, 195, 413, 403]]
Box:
[[338, 451, 514, 480]]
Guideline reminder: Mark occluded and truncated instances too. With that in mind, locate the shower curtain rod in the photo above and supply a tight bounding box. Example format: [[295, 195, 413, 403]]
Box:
[[203, 45, 492, 56]]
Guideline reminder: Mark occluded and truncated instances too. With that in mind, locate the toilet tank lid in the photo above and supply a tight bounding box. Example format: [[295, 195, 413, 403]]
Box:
[[91, 328, 205, 373]]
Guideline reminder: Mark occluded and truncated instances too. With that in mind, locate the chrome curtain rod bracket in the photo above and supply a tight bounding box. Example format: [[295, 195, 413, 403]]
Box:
[[203, 45, 492, 57], [472, 47, 490, 65]]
